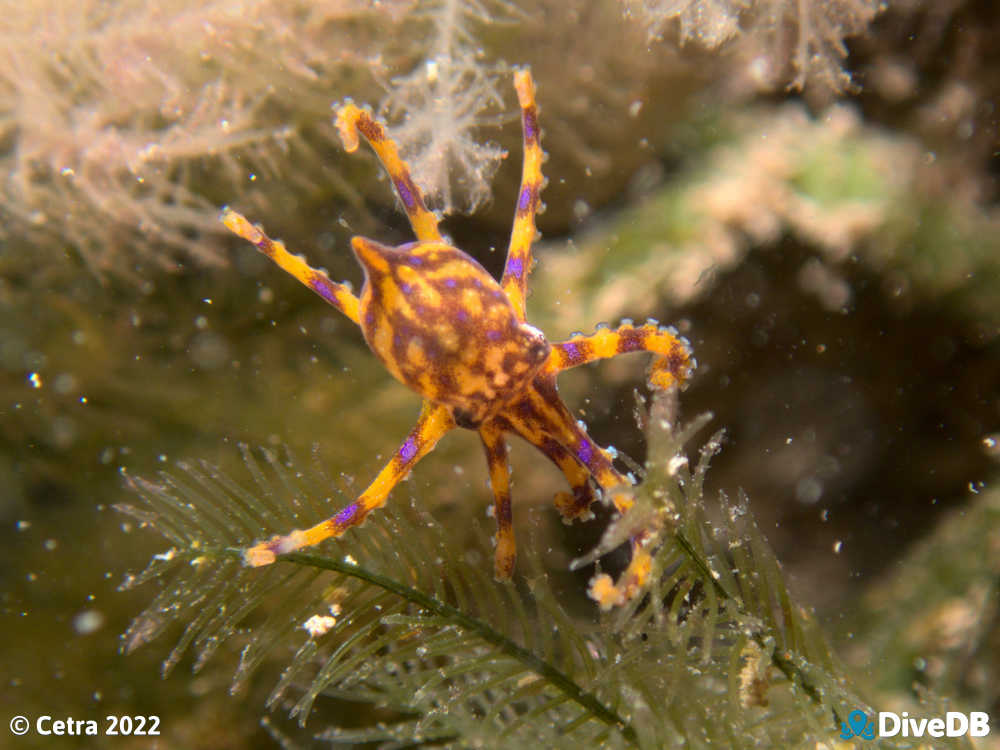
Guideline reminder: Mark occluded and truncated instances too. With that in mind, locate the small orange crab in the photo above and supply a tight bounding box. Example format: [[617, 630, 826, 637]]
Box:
[[222, 69, 693, 606]]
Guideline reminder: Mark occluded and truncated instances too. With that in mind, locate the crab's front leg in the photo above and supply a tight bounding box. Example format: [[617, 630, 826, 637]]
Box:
[[479, 424, 516, 580], [221, 209, 362, 324], [335, 103, 442, 243], [244, 402, 455, 566], [508, 380, 657, 609], [545, 320, 694, 390], [548, 407, 663, 611], [501, 69, 544, 321]]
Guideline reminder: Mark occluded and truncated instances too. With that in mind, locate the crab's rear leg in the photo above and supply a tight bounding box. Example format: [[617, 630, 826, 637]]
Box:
[[532, 438, 599, 522], [222, 209, 361, 325], [479, 425, 517, 580], [244, 402, 455, 566], [335, 103, 443, 243], [545, 320, 695, 391], [501, 69, 544, 321]]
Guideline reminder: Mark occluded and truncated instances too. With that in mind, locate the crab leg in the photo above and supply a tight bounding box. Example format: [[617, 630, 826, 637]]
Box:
[[244, 402, 455, 566], [335, 103, 443, 243], [503, 380, 656, 607], [222, 209, 361, 325], [479, 424, 517, 580], [546, 320, 694, 391], [532, 438, 599, 522], [501, 69, 544, 320]]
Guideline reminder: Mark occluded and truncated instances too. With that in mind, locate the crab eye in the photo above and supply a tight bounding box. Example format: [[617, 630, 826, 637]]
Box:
[[519, 323, 550, 364]]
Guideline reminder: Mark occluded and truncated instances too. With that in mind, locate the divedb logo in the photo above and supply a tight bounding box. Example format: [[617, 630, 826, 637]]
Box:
[[840, 708, 991, 740]]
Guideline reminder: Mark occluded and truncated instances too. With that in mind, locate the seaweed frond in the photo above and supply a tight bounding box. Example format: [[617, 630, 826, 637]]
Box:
[[621, 0, 883, 92], [569, 391, 878, 746], [119, 392, 910, 747], [117, 445, 638, 746]]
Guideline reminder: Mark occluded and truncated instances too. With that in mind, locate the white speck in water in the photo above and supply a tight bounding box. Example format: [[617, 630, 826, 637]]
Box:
[[795, 477, 823, 505], [28, 372, 42, 388], [832, 540, 843, 554], [53, 373, 77, 394], [73, 610, 105, 635], [189, 331, 230, 370], [982, 434, 999, 455]]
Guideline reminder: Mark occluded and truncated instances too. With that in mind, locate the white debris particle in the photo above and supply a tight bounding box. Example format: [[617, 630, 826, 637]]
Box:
[[667, 455, 689, 476], [303, 614, 338, 637]]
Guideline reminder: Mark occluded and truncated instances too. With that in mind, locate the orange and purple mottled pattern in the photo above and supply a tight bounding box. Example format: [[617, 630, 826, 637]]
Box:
[[352, 237, 550, 427], [222, 68, 695, 607]]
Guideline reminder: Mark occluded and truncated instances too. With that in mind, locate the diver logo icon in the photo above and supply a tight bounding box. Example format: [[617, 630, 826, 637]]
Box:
[[840, 710, 876, 740], [840, 708, 990, 740]]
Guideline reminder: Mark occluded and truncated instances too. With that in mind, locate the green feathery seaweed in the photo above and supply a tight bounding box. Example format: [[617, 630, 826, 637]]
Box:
[[119, 391, 956, 748]]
